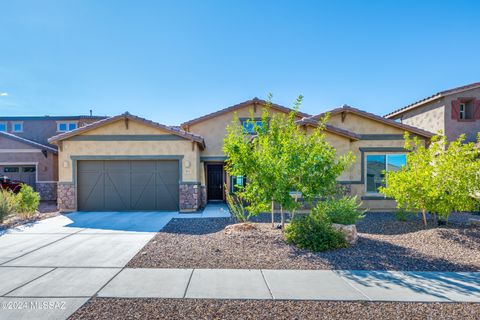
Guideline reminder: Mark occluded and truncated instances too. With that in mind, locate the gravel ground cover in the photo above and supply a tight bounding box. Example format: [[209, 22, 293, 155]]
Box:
[[69, 298, 480, 320], [128, 212, 480, 271]]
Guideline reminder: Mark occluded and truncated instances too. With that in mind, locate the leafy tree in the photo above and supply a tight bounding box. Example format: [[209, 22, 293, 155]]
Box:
[[380, 133, 480, 225], [223, 95, 354, 228]]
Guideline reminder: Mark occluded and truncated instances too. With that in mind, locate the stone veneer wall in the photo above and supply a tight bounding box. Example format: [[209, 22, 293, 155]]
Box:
[[36, 182, 57, 201], [179, 183, 204, 212], [57, 182, 76, 211], [200, 185, 207, 208]]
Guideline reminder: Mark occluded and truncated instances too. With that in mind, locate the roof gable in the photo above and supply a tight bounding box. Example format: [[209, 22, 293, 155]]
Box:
[[0, 131, 57, 153], [181, 98, 311, 128], [295, 118, 360, 140], [48, 112, 205, 148], [309, 105, 434, 138], [385, 82, 480, 118]]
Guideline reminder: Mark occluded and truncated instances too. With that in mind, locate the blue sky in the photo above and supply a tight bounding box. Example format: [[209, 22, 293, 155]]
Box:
[[0, 0, 478, 125]]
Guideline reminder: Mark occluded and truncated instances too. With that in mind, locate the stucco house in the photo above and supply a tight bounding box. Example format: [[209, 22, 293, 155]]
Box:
[[48, 98, 433, 212], [385, 82, 480, 142], [0, 115, 105, 200]]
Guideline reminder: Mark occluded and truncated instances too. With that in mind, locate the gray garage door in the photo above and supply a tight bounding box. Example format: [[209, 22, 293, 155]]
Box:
[[77, 160, 179, 211]]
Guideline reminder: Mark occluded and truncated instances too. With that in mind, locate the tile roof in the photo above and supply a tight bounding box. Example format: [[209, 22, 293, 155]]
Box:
[[0, 131, 58, 153], [295, 117, 360, 140], [181, 98, 311, 127], [48, 112, 206, 148], [310, 104, 434, 138], [384, 82, 480, 118], [0, 115, 107, 121]]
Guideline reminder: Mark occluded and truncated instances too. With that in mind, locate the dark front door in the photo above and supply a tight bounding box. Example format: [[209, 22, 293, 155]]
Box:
[[207, 164, 224, 201]]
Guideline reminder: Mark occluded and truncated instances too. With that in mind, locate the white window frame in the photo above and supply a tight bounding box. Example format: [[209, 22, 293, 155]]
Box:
[[459, 103, 466, 120], [0, 122, 7, 132], [11, 121, 23, 133], [365, 153, 407, 194], [57, 121, 78, 132]]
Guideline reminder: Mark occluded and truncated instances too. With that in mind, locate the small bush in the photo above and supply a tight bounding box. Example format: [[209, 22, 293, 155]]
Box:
[[225, 189, 251, 222], [394, 208, 417, 222], [284, 210, 348, 252], [314, 196, 365, 225], [0, 190, 16, 223], [14, 185, 40, 219]]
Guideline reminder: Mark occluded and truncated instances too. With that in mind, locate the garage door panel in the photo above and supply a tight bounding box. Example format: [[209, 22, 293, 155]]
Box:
[[77, 172, 105, 211], [77, 160, 179, 211], [130, 172, 156, 210]]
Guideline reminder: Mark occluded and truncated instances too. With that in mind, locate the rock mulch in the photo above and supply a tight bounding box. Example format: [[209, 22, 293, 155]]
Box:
[[69, 298, 480, 320], [127, 212, 480, 271]]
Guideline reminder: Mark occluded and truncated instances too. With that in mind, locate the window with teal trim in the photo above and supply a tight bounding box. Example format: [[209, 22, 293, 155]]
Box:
[[366, 154, 406, 193], [230, 175, 246, 193], [242, 120, 263, 134]]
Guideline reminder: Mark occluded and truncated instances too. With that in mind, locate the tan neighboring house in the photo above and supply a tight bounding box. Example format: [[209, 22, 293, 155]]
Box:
[[0, 116, 105, 200], [385, 82, 480, 142], [49, 98, 433, 212]]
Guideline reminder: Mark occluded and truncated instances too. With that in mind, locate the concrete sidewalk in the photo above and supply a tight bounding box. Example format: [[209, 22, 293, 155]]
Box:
[[1, 268, 479, 320], [96, 268, 480, 303]]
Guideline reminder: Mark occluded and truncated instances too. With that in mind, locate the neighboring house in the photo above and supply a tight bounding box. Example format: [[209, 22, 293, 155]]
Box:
[[384, 82, 480, 142], [48, 98, 432, 212], [0, 116, 105, 200]]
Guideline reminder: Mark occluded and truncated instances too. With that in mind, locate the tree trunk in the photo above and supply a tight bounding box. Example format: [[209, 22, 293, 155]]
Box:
[[271, 200, 275, 229], [291, 193, 299, 220], [281, 205, 285, 231], [422, 208, 427, 227]]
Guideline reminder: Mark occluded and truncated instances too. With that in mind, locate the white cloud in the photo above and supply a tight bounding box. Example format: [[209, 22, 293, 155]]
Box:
[[0, 92, 8, 97]]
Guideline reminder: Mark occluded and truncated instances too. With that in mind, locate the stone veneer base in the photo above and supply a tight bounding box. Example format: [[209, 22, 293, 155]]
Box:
[[36, 182, 57, 201], [57, 182, 76, 211], [179, 183, 204, 212], [57, 182, 205, 212]]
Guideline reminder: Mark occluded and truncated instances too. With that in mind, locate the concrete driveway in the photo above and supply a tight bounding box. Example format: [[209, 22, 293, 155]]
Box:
[[0, 205, 231, 320]]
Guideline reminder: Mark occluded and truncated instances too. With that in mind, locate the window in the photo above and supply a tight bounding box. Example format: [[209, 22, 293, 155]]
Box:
[[0, 122, 6, 132], [4, 167, 19, 173], [22, 167, 36, 173], [230, 175, 246, 193], [57, 122, 77, 132], [459, 101, 473, 120], [12, 122, 23, 132], [242, 120, 263, 134], [366, 154, 406, 193]]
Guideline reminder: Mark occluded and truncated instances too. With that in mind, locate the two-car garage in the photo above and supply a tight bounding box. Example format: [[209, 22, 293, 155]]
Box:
[[77, 160, 180, 211]]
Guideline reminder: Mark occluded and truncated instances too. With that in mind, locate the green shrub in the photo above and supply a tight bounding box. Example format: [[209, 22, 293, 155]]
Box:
[[14, 185, 40, 219], [0, 190, 16, 223], [394, 208, 416, 222], [225, 188, 251, 222], [284, 210, 348, 252], [314, 196, 365, 225]]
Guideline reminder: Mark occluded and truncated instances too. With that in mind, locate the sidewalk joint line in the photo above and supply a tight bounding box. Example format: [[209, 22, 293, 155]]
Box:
[[92, 267, 126, 298], [2, 267, 57, 297], [336, 272, 372, 301], [0, 228, 86, 266], [183, 268, 195, 298], [260, 270, 275, 300]]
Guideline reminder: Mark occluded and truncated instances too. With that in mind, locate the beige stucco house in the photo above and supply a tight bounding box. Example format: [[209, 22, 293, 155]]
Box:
[[385, 82, 480, 142], [48, 98, 433, 212]]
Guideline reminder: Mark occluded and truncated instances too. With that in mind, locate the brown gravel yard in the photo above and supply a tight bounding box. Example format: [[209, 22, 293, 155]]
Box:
[[127, 213, 480, 271], [69, 298, 480, 320]]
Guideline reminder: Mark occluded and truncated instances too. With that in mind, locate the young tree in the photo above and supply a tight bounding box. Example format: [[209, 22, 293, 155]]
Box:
[[223, 95, 354, 229], [380, 133, 480, 226]]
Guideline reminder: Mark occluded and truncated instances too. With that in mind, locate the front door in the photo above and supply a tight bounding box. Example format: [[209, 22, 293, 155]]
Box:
[[207, 164, 224, 201]]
